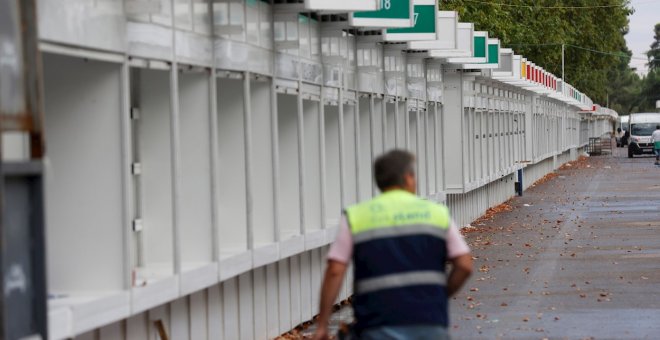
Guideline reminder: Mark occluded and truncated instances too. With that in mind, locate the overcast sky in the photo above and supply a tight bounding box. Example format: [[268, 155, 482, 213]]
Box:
[[625, 0, 660, 75]]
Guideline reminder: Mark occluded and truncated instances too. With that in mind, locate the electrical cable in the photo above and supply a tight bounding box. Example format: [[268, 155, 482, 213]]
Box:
[[506, 42, 649, 61], [452, 0, 643, 9]]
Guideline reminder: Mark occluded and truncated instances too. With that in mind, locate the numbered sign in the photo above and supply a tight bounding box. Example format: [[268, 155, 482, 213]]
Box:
[[444, 30, 488, 65], [382, 0, 438, 42], [473, 32, 487, 60], [349, 0, 414, 28], [487, 38, 500, 66], [305, 0, 380, 12], [408, 11, 458, 50]]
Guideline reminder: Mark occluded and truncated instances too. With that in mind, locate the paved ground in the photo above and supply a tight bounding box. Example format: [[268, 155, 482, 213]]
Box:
[[450, 147, 660, 339], [286, 146, 660, 340]]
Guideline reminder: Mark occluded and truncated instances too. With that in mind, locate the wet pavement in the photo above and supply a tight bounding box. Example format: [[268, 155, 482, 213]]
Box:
[[450, 147, 660, 339], [283, 147, 660, 340]]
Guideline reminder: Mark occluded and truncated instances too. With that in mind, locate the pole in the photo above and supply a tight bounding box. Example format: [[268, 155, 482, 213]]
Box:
[[561, 44, 565, 92]]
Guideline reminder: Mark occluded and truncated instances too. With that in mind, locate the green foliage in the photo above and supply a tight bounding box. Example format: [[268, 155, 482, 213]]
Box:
[[635, 24, 660, 112], [640, 69, 660, 111], [607, 48, 645, 114], [441, 0, 632, 105], [648, 23, 660, 71]]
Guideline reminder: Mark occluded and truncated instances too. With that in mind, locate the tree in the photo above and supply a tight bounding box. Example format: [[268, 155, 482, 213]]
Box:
[[442, 0, 633, 105], [640, 68, 660, 111], [607, 47, 645, 114], [648, 23, 660, 71]]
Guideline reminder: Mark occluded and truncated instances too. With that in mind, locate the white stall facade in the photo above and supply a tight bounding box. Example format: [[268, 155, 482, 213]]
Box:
[[14, 0, 619, 339]]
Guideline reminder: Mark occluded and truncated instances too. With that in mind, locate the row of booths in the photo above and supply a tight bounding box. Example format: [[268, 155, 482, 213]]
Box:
[[19, 0, 615, 338]]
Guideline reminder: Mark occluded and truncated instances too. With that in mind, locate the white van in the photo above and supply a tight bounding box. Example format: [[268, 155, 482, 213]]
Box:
[[628, 113, 660, 158]]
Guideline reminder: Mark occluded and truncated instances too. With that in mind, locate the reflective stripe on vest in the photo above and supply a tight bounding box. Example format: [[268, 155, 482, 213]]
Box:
[[355, 270, 447, 295]]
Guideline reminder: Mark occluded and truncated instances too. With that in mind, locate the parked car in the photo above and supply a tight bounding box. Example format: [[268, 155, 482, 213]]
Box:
[[628, 113, 660, 158]]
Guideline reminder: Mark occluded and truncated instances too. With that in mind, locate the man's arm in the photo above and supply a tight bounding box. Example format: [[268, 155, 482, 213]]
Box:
[[447, 254, 473, 297], [313, 260, 348, 340]]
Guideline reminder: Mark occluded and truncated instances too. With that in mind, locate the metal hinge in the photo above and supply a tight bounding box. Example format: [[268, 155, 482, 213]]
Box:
[[131, 162, 142, 175], [132, 219, 143, 232], [130, 107, 140, 120]]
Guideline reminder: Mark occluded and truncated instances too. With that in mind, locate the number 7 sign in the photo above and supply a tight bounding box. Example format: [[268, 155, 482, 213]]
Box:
[[383, 0, 438, 42]]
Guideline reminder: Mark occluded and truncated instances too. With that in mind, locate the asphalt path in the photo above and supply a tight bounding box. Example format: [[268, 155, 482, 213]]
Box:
[[450, 148, 660, 339]]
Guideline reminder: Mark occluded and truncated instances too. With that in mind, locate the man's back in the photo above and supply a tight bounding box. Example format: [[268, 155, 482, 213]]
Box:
[[313, 150, 472, 340], [346, 190, 451, 332]]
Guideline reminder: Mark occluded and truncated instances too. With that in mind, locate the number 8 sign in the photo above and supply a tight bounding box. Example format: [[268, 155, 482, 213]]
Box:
[[349, 0, 414, 28]]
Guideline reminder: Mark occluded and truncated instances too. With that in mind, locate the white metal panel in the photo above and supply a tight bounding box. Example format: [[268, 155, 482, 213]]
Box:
[[396, 100, 407, 149], [370, 97, 385, 165], [251, 79, 277, 246], [99, 321, 122, 340], [343, 103, 358, 206], [289, 256, 302, 327], [189, 291, 208, 340], [303, 99, 323, 231], [176, 31, 213, 68], [217, 78, 248, 254], [305, 0, 380, 11], [43, 54, 126, 292], [207, 284, 223, 340], [238, 273, 254, 340], [170, 297, 190, 340], [266, 264, 280, 339], [324, 104, 342, 227], [310, 249, 322, 317], [126, 21, 174, 61], [179, 71, 214, 267], [222, 279, 240, 340], [300, 253, 313, 322], [135, 68, 175, 277], [277, 260, 291, 331], [126, 313, 149, 340], [277, 93, 302, 239], [440, 68, 465, 193], [37, 0, 126, 52], [253, 268, 268, 340], [358, 97, 374, 201], [384, 100, 397, 151], [148, 305, 171, 340]]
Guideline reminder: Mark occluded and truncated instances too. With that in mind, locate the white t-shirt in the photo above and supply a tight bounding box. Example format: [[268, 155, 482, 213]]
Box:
[[652, 129, 660, 143]]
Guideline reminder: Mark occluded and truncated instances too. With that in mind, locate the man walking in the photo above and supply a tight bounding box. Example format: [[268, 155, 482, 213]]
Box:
[[652, 125, 660, 165], [313, 150, 473, 340]]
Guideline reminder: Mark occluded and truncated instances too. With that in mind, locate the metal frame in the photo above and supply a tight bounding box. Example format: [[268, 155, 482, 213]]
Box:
[[16, 1, 615, 338], [1, 0, 47, 339]]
